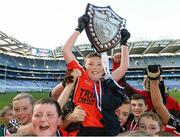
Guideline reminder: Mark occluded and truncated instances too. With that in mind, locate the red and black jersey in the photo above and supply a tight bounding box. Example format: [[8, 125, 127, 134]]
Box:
[[112, 61, 120, 72], [126, 114, 139, 131], [57, 128, 68, 136], [112, 61, 180, 117], [126, 83, 153, 111], [67, 60, 104, 128], [165, 95, 180, 118], [126, 83, 180, 117]]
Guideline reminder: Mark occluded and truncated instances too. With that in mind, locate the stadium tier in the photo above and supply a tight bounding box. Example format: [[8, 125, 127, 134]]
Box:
[[0, 52, 180, 92], [0, 30, 180, 92]]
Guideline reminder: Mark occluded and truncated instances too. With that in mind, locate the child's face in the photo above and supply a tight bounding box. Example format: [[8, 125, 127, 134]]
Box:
[[2, 109, 13, 124], [32, 103, 60, 136], [130, 99, 146, 118], [113, 53, 121, 63], [115, 103, 130, 126], [138, 116, 161, 135], [13, 98, 33, 125], [85, 57, 104, 81]]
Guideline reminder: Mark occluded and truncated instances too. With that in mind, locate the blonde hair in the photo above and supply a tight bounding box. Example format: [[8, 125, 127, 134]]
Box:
[[139, 112, 163, 130], [117, 130, 151, 136], [0, 105, 12, 117], [13, 93, 35, 106]]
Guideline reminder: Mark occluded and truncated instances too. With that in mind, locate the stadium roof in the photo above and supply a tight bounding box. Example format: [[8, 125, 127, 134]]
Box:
[[1, 30, 180, 59]]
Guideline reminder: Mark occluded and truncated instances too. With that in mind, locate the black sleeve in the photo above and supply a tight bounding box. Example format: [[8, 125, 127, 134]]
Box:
[[167, 115, 180, 135], [125, 83, 137, 98]]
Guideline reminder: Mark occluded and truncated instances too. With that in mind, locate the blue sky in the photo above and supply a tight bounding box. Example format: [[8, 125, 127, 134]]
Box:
[[0, 0, 180, 49]]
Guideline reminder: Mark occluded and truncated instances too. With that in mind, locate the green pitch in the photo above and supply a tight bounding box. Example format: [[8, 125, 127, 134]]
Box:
[[169, 91, 180, 102], [0, 91, 179, 110], [0, 92, 49, 110], [0, 91, 179, 125]]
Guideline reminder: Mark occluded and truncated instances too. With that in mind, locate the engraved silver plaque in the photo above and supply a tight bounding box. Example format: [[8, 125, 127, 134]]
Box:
[[85, 3, 126, 53]]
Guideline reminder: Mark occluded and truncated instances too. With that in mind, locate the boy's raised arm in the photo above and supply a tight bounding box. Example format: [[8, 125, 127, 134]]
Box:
[[112, 29, 130, 81], [149, 80, 170, 125], [62, 15, 89, 64], [147, 65, 170, 124], [62, 31, 80, 64]]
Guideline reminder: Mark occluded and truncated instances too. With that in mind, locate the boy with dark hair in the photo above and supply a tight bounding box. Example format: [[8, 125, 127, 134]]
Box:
[[112, 60, 180, 117], [62, 13, 130, 136], [115, 100, 131, 131], [127, 94, 147, 131]]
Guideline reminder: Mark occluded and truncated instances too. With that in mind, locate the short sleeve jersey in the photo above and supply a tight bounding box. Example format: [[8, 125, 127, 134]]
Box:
[[67, 60, 104, 128]]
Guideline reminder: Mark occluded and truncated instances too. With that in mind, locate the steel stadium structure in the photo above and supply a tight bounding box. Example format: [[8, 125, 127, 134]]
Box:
[[0, 30, 180, 93]]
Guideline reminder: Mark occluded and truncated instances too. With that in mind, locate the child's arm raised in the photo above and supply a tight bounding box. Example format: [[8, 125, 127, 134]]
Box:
[[62, 14, 89, 64], [146, 65, 170, 124], [149, 80, 170, 125], [112, 29, 130, 81]]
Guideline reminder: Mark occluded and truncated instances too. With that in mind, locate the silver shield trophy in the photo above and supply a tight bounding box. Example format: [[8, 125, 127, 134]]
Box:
[[85, 3, 126, 53], [85, 3, 126, 77]]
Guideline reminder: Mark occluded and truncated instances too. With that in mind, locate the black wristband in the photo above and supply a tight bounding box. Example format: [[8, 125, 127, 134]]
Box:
[[120, 41, 128, 46], [147, 76, 159, 80], [75, 27, 82, 33]]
